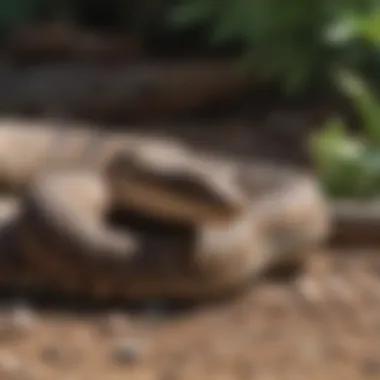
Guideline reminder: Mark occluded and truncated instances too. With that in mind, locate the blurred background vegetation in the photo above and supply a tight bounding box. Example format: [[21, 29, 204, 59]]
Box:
[[2, 0, 380, 199], [1, 0, 380, 93]]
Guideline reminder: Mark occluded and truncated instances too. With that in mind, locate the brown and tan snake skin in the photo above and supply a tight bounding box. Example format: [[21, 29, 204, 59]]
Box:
[[0, 117, 370, 301]]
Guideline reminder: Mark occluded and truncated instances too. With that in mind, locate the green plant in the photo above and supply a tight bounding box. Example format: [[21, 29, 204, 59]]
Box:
[[311, 70, 380, 199], [168, 0, 380, 94]]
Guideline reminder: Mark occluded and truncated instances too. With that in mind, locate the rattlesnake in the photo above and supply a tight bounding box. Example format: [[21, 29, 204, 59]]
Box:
[[0, 117, 368, 301]]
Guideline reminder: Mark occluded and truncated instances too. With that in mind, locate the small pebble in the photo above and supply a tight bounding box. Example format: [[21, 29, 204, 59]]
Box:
[[109, 340, 146, 366]]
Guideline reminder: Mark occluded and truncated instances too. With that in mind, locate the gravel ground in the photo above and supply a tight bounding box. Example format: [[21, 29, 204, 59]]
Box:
[[0, 249, 377, 379]]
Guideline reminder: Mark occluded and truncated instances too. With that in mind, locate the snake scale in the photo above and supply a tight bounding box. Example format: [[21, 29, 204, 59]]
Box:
[[0, 118, 371, 301]]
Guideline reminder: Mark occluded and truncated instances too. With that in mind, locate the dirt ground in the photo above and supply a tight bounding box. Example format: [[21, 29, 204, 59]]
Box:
[[0, 248, 377, 380]]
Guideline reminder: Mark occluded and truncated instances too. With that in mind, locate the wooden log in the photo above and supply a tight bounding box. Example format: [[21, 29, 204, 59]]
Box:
[[6, 23, 143, 65], [0, 60, 255, 123]]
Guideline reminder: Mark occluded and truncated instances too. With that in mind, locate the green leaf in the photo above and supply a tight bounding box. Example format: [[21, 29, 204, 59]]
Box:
[[336, 69, 380, 146], [311, 118, 362, 169], [309, 118, 375, 198], [352, 10, 380, 45]]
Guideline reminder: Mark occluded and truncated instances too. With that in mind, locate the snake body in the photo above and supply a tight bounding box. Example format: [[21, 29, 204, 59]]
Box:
[[0, 117, 368, 301]]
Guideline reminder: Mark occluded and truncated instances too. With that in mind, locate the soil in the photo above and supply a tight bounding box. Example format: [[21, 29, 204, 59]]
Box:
[[0, 248, 378, 380]]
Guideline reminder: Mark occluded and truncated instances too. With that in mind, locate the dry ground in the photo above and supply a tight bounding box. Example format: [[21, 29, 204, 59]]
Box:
[[0, 249, 378, 380]]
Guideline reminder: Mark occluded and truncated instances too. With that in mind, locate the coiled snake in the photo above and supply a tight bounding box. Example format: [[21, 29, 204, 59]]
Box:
[[0, 118, 367, 301]]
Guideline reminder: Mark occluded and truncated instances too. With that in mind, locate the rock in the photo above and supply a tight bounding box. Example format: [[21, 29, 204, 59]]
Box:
[[7, 22, 143, 65], [0, 60, 255, 124], [109, 340, 146, 366]]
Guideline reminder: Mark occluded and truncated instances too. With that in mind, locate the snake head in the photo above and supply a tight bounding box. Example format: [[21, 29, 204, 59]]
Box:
[[106, 143, 247, 224]]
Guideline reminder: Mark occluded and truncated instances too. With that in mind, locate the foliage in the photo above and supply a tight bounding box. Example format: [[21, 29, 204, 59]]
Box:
[[311, 7, 380, 200], [168, 0, 380, 94], [0, 0, 46, 30], [2, 0, 380, 95], [311, 70, 380, 199]]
